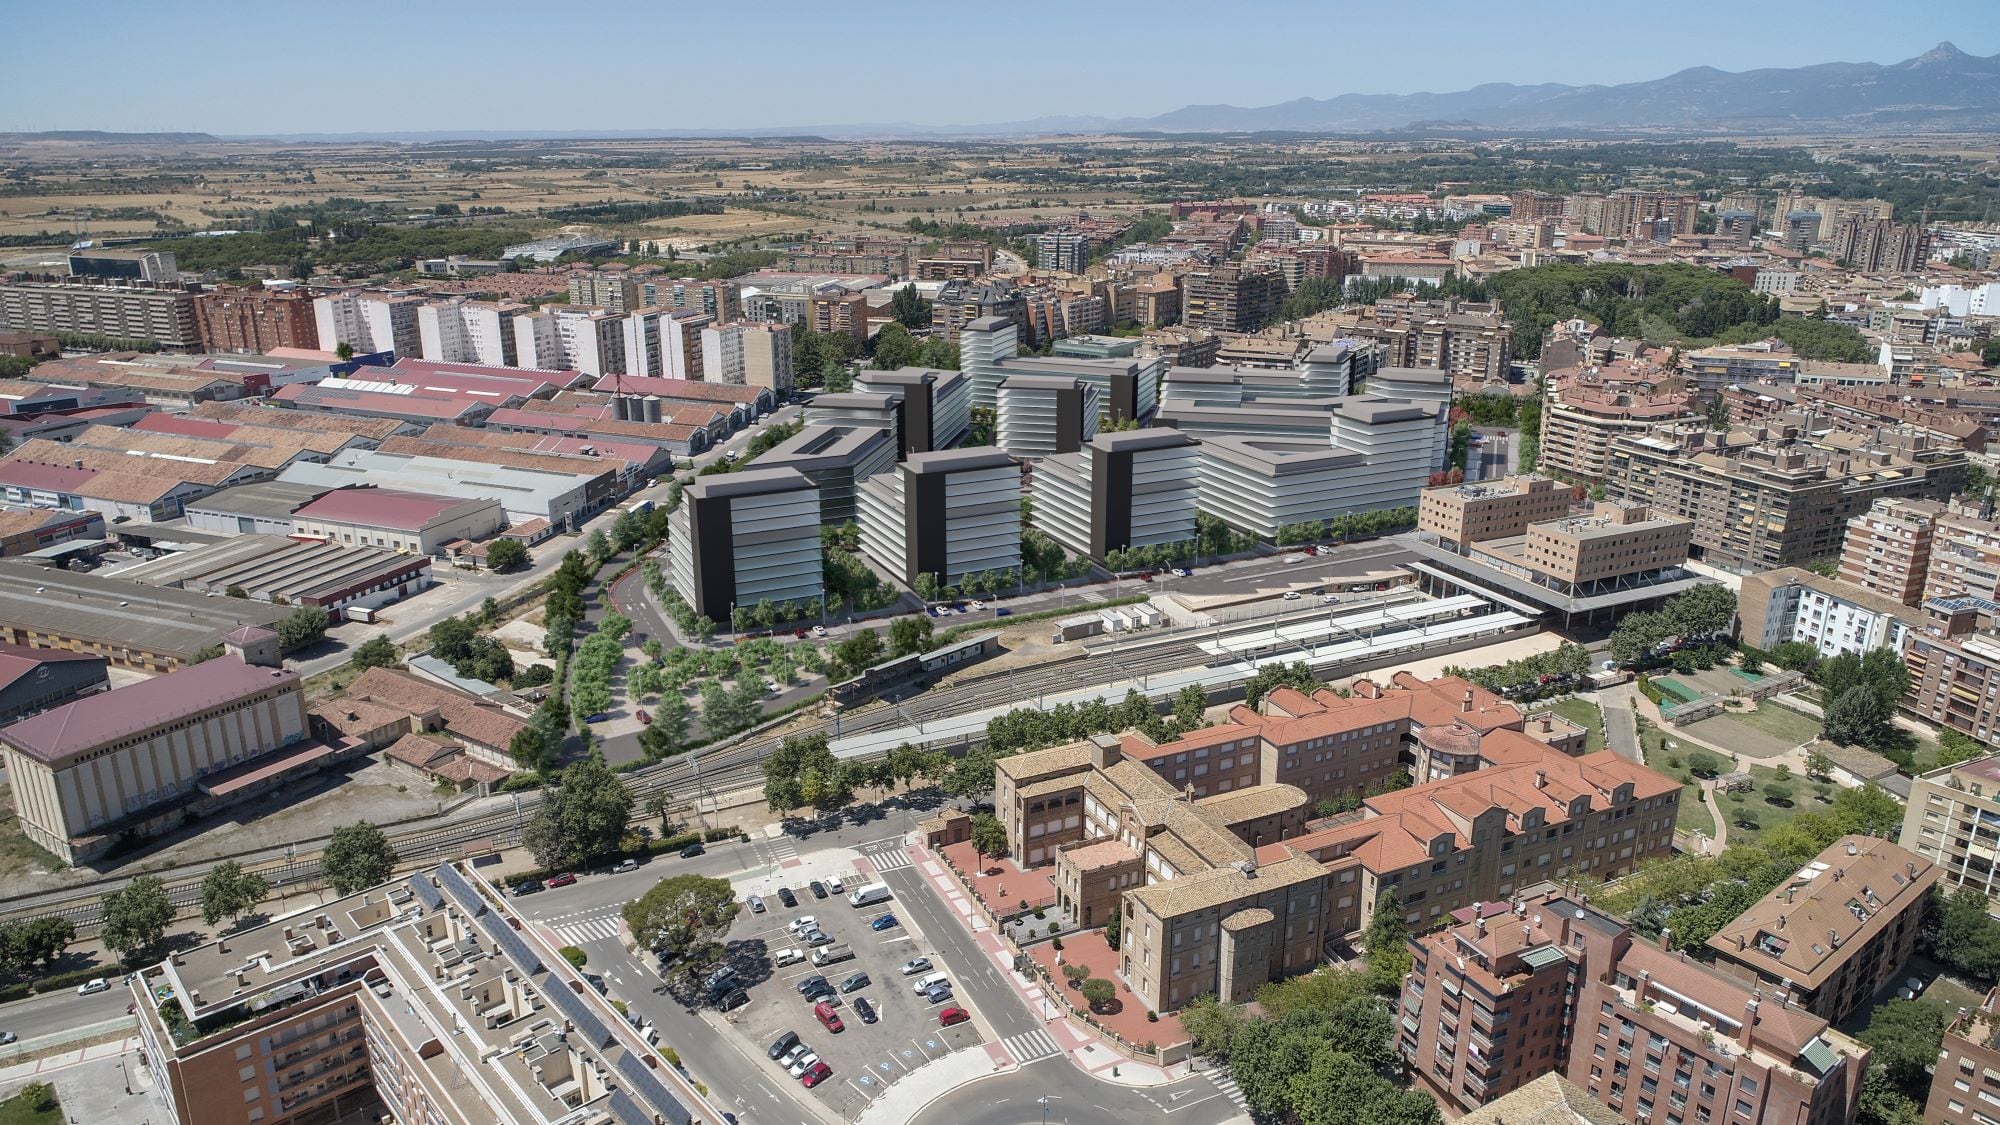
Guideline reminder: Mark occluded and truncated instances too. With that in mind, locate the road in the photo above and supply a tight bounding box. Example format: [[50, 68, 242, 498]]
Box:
[[1600, 685, 1641, 764], [0, 977, 133, 1042]]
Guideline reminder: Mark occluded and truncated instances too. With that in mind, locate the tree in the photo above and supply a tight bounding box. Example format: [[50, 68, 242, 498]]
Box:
[[1173, 685, 1209, 731], [888, 614, 933, 657], [509, 725, 555, 773], [1104, 909, 1122, 951], [610, 509, 645, 552], [1062, 963, 1091, 987], [763, 733, 843, 813], [1823, 685, 1886, 748], [1080, 977, 1116, 1012], [101, 876, 173, 961], [942, 745, 1012, 800], [969, 812, 1009, 858], [833, 628, 884, 675], [1686, 749, 1724, 778], [348, 634, 400, 670], [276, 606, 330, 651], [0, 917, 74, 977], [1762, 781, 1794, 806], [200, 861, 270, 928], [1804, 747, 1833, 780], [870, 322, 922, 370], [485, 538, 529, 572], [1859, 999, 1951, 1087], [622, 874, 740, 955], [188, 643, 225, 664], [334, 342, 355, 360], [639, 695, 691, 760], [323, 822, 398, 895], [523, 759, 634, 871], [1362, 890, 1411, 995], [890, 283, 931, 330], [1828, 783, 1905, 838], [1243, 662, 1321, 710], [1932, 884, 2000, 981]]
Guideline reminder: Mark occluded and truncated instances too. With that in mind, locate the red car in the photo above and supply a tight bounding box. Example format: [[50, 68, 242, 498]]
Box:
[[800, 1060, 833, 1087], [938, 1006, 970, 1027], [636, 709, 652, 725], [544, 873, 577, 889], [813, 1000, 844, 1033]]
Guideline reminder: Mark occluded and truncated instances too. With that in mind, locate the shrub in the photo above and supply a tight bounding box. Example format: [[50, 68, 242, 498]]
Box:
[[15, 1083, 56, 1112], [660, 1046, 682, 1068], [1147, 1010, 1159, 1022], [561, 946, 588, 969]]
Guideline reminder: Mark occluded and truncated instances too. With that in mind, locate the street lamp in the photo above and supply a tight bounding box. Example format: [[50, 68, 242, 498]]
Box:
[[1040, 1094, 1063, 1124]]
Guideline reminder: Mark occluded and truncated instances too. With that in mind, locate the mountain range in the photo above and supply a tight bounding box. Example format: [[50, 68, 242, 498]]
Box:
[[7, 43, 1998, 143]]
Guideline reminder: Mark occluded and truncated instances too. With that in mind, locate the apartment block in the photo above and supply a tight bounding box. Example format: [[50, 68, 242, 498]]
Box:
[[666, 468, 823, 623], [1928, 503, 2000, 603], [1900, 748, 2000, 906], [1029, 429, 1200, 560], [417, 298, 525, 367], [1510, 191, 1568, 221], [313, 291, 421, 357], [810, 288, 870, 348], [1033, 230, 1092, 274], [1489, 502, 1693, 593], [1419, 474, 1573, 548], [639, 276, 741, 322], [1326, 299, 1511, 383], [1705, 836, 1936, 1024], [1540, 383, 1698, 483], [1597, 189, 1699, 241], [194, 287, 319, 353], [134, 861, 710, 1125], [857, 447, 1020, 588], [1926, 986, 2000, 1125], [1838, 497, 1942, 607], [1828, 216, 1930, 273], [852, 368, 971, 453], [1738, 567, 1926, 660], [514, 307, 625, 377], [1181, 265, 1283, 332], [995, 374, 1099, 459], [699, 321, 793, 394], [1400, 888, 1869, 1122], [622, 308, 709, 381], [0, 280, 202, 352], [567, 269, 641, 313]]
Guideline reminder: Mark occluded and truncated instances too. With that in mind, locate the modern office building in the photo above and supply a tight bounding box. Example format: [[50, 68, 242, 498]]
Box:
[[417, 298, 525, 367], [1029, 429, 1200, 560], [667, 468, 823, 623], [313, 291, 422, 358], [994, 354, 1160, 426], [1330, 397, 1447, 505], [1400, 887, 1869, 1122], [0, 657, 315, 863], [698, 321, 793, 394], [857, 448, 1020, 588], [0, 280, 202, 352], [194, 287, 319, 354], [752, 423, 898, 526], [995, 374, 1099, 459], [854, 368, 971, 453], [960, 315, 1019, 408], [1705, 836, 1936, 1024], [67, 247, 178, 283], [1192, 437, 1368, 539], [1506, 502, 1695, 595], [1738, 567, 1926, 660], [132, 861, 712, 1125]]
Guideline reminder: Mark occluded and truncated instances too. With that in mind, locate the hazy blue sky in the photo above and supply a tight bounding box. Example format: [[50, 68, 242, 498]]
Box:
[[4, 0, 1996, 134]]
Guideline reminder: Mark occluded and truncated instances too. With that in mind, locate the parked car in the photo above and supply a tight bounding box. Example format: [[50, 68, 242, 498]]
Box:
[[813, 1001, 845, 1032], [779, 1043, 809, 1071], [809, 880, 828, 899], [636, 710, 651, 725], [614, 858, 639, 874], [869, 913, 898, 932], [994, 607, 1012, 616], [787, 1051, 820, 1078], [924, 981, 953, 1004], [679, 843, 705, 859], [77, 978, 109, 996], [939, 1006, 970, 1027], [544, 873, 577, 889], [788, 916, 820, 935], [969, 600, 986, 610], [585, 974, 606, 995], [1173, 568, 1193, 577], [852, 997, 877, 1024], [1282, 591, 1302, 601], [839, 972, 870, 994], [747, 893, 766, 913], [1283, 554, 1307, 564], [583, 713, 609, 723], [803, 930, 836, 947], [773, 947, 807, 968], [0, 1032, 16, 1044], [826, 875, 844, 894], [511, 881, 543, 897], [811, 625, 827, 638], [795, 974, 829, 997], [768, 1030, 800, 1060], [800, 1060, 833, 1088], [777, 887, 798, 908], [900, 957, 933, 976], [718, 988, 750, 1012]]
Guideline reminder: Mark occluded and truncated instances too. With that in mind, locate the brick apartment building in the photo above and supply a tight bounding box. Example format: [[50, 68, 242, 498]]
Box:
[[195, 286, 320, 354]]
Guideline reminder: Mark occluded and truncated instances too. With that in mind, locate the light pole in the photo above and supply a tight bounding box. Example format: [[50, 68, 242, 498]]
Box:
[[1040, 1094, 1063, 1124]]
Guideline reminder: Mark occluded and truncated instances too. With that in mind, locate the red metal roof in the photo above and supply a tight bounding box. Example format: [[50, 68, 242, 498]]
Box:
[[292, 486, 477, 531], [0, 657, 298, 764]]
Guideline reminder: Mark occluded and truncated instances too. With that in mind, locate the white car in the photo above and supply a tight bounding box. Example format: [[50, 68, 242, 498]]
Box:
[[969, 600, 986, 610], [811, 625, 827, 638], [787, 1051, 820, 1078], [826, 875, 844, 894], [899, 957, 933, 976], [613, 858, 639, 873], [773, 947, 807, 968], [788, 916, 820, 935], [1282, 591, 1302, 601], [76, 978, 109, 996], [1321, 593, 1338, 604]]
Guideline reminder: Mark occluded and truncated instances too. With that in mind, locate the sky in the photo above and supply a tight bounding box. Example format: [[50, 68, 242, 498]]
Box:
[[3, 0, 1997, 135]]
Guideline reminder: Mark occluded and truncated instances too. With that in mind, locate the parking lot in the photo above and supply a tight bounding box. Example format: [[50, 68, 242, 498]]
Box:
[[720, 859, 989, 1111]]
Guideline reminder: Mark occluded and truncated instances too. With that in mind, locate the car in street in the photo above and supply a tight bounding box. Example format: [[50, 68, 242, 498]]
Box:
[[77, 978, 110, 996], [899, 957, 933, 976], [585, 974, 606, 995], [544, 873, 577, 889], [869, 913, 898, 932], [809, 880, 828, 899], [811, 625, 827, 638], [787, 1051, 819, 1079], [800, 1060, 833, 1088], [813, 1001, 845, 1032], [1283, 554, 1307, 564], [0, 1032, 15, 1045], [969, 600, 985, 610], [838, 971, 870, 994], [1321, 593, 1338, 604], [939, 1006, 970, 1027], [852, 997, 877, 1024], [767, 1030, 800, 1060], [1282, 590, 1302, 601], [795, 974, 829, 997], [613, 858, 639, 874], [747, 893, 766, 913], [510, 880, 543, 897], [679, 843, 705, 859], [777, 887, 798, 908], [1174, 568, 1193, 577]]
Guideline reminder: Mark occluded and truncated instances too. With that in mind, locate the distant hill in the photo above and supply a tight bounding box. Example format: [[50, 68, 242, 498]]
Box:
[[0, 130, 220, 144]]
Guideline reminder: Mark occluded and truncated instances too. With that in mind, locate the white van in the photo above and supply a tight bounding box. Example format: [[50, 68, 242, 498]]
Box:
[[847, 883, 892, 908], [911, 971, 950, 995]]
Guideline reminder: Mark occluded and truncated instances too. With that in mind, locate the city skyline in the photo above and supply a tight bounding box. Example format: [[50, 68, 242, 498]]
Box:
[[1, 0, 1994, 135]]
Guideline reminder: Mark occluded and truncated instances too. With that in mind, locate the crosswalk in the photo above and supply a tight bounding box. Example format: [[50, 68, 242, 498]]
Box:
[[755, 836, 798, 867], [1207, 1069, 1248, 1109], [862, 843, 913, 872], [549, 913, 623, 945], [1001, 1028, 1060, 1063]]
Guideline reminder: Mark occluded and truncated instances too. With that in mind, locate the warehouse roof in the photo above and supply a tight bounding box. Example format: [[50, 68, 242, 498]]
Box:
[[183, 480, 333, 520], [0, 561, 289, 660], [294, 488, 480, 532], [0, 656, 296, 764]]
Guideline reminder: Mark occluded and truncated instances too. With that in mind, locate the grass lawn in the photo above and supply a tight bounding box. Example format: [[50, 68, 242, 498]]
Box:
[[1537, 698, 1606, 754], [0, 1086, 61, 1125], [1637, 719, 1721, 841], [1710, 763, 1838, 846], [1905, 734, 1945, 775], [1729, 701, 1824, 749]]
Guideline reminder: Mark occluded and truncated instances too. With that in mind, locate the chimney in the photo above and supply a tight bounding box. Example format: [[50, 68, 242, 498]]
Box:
[[1833, 867, 1844, 881], [1635, 968, 1651, 1006], [1777, 913, 1786, 930], [1462, 689, 1475, 713], [1540, 713, 1553, 733], [1534, 770, 1547, 789], [1739, 999, 1759, 1049], [1829, 927, 1841, 949]]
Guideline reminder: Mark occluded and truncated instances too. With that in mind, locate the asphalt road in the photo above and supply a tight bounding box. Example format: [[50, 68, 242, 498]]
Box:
[[0, 977, 133, 1042]]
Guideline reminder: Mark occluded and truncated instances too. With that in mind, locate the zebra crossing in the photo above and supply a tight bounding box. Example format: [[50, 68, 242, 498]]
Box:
[[862, 842, 913, 872], [755, 836, 798, 867], [1001, 1028, 1060, 1063], [1207, 1069, 1248, 1109], [548, 912, 623, 945]]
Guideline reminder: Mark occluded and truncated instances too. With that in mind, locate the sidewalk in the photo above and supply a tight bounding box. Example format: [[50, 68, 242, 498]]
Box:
[[0, 1031, 139, 1085], [902, 838, 1192, 1086]]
